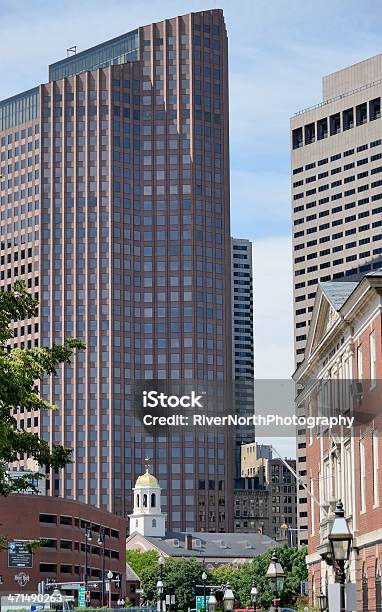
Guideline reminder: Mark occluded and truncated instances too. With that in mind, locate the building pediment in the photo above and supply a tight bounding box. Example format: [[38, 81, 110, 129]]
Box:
[[311, 299, 340, 352], [126, 532, 160, 552], [304, 281, 357, 361]]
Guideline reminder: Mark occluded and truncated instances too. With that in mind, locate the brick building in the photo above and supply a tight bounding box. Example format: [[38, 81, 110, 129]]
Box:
[[0, 495, 128, 606], [293, 271, 382, 609]]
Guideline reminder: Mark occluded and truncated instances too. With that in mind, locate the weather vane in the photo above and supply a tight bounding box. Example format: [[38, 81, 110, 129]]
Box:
[[144, 456, 152, 473]]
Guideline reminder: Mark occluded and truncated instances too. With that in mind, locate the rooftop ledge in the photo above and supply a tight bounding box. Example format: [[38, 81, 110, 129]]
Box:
[[294, 76, 382, 117]]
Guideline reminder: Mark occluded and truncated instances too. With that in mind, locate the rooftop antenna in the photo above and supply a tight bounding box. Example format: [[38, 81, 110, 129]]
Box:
[[66, 45, 77, 57]]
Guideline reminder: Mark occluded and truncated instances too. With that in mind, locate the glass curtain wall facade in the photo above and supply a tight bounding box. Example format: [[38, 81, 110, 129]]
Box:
[[0, 9, 233, 533]]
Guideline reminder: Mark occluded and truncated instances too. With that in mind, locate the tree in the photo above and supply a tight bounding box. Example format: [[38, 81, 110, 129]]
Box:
[[165, 558, 213, 611], [212, 561, 262, 607], [212, 546, 307, 610], [127, 549, 159, 576], [125, 547, 307, 611], [275, 545, 308, 608], [251, 545, 308, 609], [127, 552, 211, 610], [0, 280, 85, 496]]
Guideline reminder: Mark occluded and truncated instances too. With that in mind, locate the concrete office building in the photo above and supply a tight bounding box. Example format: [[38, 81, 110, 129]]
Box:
[[291, 54, 382, 545], [231, 238, 255, 481], [0, 9, 233, 532], [231, 238, 254, 380], [240, 441, 272, 480]]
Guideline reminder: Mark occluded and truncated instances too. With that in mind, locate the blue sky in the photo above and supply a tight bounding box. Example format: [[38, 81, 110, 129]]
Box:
[[1, 0, 382, 385]]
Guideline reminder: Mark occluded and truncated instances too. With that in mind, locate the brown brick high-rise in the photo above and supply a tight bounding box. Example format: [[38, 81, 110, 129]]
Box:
[[0, 9, 233, 532]]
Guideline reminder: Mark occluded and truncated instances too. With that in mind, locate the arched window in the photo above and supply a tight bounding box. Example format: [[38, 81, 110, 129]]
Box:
[[376, 561, 382, 612], [143, 494, 148, 507], [136, 494, 140, 508], [152, 519, 157, 528], [151, 493, 156, 508]]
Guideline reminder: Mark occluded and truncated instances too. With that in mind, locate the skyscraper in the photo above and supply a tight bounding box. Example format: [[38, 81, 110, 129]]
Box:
[[291, 54, 382, 545], [231, 238, 255, 480], [0, 9, 233, 532], [231, 238, 254, 380]]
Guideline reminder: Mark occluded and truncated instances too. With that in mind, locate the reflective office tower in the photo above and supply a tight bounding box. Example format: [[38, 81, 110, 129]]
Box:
[[0, 9, 233, 532], [291, 54, 382, 545], [231, 238, 255, 481]]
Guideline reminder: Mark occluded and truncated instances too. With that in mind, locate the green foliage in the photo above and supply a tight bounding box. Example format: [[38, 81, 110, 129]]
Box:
[[0, 280, 85, 497], [127, 549, 159, 575], [211, 564, 253, 606], [127, 552, 212, 610], [249, 545, 308, 609], [125, 547, 307, 611], [277, 545, 308, 607], [123, 598, 134, 608], [161, 558, 212, 611]]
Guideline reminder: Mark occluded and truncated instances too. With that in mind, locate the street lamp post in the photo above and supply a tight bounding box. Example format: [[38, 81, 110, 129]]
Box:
[[107, 570, 113, 609], [223, 584, 234, 612], [266, 551, 285, 612], [157, 555, 165, 612], [156, 578, 164, 612], [250, 582, 258, 610], [208, 592, 217, 612], [84, 524, 92, 607], [97, 527, 106, 606], [166, 586, 176, 612], [202, 571, 207, 612], [328, 500, 353, 612]]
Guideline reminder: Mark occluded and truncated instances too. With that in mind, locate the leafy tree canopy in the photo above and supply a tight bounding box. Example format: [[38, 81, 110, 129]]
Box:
[[126, 546, 307, 610], [126, 551, 212, 610], [127, 549, 159, 576], [0, 280, 85, 496]]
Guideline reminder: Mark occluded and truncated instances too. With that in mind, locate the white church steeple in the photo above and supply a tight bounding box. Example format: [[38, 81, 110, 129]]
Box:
[[128, 461, 166, 537]]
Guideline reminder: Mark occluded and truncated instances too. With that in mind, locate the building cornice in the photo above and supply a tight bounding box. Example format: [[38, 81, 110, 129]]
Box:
[[305, 551, 322, 565], [353, 527, 382, 549]]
